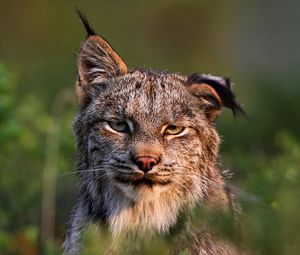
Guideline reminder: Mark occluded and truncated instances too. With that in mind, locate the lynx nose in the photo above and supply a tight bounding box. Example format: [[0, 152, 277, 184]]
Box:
[[134, 156, 159, 173]]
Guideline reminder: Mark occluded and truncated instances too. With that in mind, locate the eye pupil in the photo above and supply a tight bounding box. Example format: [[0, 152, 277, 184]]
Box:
[[108, 121, 130, 133], [164, 125, 184, 135]]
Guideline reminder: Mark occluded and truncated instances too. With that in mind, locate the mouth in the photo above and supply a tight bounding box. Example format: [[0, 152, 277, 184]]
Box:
[[114, 171, 172, 187]]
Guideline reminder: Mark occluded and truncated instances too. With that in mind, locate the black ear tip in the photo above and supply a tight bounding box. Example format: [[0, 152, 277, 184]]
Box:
[[224, 77, 231, 89], [187, 73, 246, 118], [75, 8, 96, 37], [231, 102, 247, 118]]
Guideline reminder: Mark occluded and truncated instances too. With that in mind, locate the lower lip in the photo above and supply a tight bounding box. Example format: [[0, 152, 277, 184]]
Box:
[[114, 175, 171, 187]]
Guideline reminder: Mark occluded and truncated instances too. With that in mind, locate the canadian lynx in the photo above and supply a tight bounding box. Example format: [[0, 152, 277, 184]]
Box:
[[64, 11, 245, 255]]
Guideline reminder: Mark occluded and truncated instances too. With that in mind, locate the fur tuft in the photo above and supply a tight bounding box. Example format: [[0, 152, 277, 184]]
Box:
[[76, 8, 96, 37], [187, 73, 246, 116]]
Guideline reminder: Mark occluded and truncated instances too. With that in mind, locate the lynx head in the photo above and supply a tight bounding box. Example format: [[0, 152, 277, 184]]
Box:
[[73, 12, 244, 236]]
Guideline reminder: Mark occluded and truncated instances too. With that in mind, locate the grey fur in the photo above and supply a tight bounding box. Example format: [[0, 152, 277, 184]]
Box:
[[63, 26, 245, 255]]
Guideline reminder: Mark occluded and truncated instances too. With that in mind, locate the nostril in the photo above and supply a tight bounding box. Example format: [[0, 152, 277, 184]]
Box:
[[137, 161, 144, 170], [149, 161, 155, 168]]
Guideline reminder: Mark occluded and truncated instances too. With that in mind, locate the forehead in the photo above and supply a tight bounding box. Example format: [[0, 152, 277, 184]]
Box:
[[95, 70, 196, 122]]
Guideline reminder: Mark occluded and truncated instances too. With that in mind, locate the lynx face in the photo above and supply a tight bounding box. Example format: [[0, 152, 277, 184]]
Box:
[[77, 69, 221, 200], [72, 14, 243, 237]]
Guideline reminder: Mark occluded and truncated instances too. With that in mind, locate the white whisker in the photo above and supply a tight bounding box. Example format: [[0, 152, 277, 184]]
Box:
[[58, 168, 108, 178], [172, 171, 224, 190]]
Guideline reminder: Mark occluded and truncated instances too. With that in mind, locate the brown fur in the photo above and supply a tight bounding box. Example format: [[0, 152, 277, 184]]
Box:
[[63, 14, 245, 255]]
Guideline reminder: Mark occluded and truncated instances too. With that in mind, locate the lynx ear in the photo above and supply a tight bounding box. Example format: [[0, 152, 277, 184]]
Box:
[[187, 73, 245, 121], [76, 10, 128, 106]]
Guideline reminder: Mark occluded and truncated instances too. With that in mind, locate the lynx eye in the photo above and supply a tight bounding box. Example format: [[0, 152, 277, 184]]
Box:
[[107, 121, 130, 133], [164, 125, 185, 136]]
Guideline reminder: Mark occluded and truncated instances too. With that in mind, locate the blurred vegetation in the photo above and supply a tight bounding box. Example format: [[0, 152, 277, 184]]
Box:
[[0, 1, 299, 254]]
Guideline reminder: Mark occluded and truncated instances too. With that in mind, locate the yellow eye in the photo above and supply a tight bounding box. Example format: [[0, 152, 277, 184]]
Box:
[[107, 121, 130, 133], [164, 125, 185, 135]]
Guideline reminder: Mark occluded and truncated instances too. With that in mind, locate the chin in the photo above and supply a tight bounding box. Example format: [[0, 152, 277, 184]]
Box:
[[107, 180, 182, 237], [114, 177, 170, 202], [106, 172, 195, 236]]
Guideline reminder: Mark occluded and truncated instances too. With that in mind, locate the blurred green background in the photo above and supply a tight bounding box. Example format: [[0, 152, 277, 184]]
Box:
[[1, 0, 300, 254]]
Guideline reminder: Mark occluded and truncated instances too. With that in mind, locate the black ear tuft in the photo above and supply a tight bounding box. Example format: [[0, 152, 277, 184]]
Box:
[[187, 73, 246, 116], [76, 8, 96, 37]]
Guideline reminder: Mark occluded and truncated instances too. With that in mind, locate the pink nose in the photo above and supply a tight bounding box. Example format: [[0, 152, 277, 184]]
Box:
[[135, 156, 159, 173]]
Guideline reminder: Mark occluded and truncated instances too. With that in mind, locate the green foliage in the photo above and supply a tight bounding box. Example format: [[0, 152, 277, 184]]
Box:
[[240, 133, 300, 255], [0, 64, 19, 164], [0, 64, 75, 254], [1, 66, 300, 254], [0, 1, 299, 254]]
